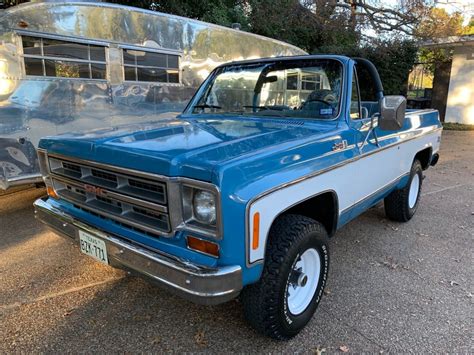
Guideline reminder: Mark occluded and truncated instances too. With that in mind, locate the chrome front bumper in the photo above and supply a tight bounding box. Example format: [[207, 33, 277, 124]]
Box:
[[33, 198, 242, 305]]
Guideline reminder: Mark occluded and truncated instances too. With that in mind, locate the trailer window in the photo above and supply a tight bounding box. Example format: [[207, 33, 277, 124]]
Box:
[[301, 73, 322, 91], [287, 73, 298, 90], [21, 36, 107, 80], [123, 49, 180, 84], [285, 72, 322, 91]]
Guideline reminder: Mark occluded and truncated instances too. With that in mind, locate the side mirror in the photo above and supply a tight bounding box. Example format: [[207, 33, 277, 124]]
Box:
[[378, 95, 407, 131]]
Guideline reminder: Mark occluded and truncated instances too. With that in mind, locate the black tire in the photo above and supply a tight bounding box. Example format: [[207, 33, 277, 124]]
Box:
[[241, 214, 329, 340], [384, 159, 423, 222]]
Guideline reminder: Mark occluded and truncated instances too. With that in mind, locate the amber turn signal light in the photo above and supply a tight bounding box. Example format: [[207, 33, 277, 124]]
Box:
[[187, 236, 219, 257], [47, 186, 59, 199]]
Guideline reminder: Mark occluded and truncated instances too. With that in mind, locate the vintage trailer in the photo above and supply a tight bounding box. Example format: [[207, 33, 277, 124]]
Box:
[[0, 1, 306, 190]]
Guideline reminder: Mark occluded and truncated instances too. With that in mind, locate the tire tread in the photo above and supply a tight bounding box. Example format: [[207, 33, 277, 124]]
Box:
[[384, 160, 423, 222], [241, 214, 328, 340]]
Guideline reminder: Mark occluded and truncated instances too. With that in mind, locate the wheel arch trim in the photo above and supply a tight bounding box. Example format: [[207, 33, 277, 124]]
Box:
[[414, 146, 433, 170], [245, 188, 339, 268], [273, 190, 339, 237]]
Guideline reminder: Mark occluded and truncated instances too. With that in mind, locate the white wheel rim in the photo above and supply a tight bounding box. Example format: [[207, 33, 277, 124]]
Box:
[[408, 174, 420, 209], [287, 248, 321, 315]]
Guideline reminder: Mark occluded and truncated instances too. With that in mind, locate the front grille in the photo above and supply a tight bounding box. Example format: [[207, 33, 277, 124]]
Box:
[[49, 158, 166, 205], [63, 162, 81, 174], [49, 156, 170, 236], [129, 178, 162, 192], [72, 203, 163, 239], [91, 169, 117, 183]]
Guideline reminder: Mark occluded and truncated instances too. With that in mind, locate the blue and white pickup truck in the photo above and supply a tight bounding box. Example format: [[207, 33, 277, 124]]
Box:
[[34, 55, 442, 339]]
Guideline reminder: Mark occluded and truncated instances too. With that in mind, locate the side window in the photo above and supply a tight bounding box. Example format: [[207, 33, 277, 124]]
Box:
[[350, 68, 361, 119], [123, 49, 180, 84], [356, 65, 379, 118], [22, 36, 107, 79]]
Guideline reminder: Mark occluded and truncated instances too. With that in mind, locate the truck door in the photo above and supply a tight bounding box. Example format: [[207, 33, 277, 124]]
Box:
[[347, 65, 404, 216]]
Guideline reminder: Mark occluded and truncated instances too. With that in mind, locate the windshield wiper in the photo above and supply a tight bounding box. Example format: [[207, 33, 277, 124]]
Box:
[[193, 104, 222, 109]]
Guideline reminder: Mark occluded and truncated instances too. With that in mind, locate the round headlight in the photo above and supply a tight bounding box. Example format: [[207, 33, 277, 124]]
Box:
[[193, 190, 216, 224]]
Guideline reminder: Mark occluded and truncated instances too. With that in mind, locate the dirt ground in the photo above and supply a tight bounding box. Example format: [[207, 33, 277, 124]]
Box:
[[1, 130, 473, 353]]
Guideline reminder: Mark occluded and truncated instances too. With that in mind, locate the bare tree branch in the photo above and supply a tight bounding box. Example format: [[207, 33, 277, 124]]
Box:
[[310, 0, 430, 37]]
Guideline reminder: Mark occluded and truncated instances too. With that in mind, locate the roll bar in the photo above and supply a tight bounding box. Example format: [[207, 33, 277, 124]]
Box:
[[352, 57, 384, 101]]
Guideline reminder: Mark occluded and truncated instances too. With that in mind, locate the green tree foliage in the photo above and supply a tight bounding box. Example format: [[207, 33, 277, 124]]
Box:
[[247, 0, 317, 51], [415, 7, 464, 40], [415, 8, 468, 74], [246, 0, 357, 53], [364, 40, 418, 97], [316, 40, 418, 96]]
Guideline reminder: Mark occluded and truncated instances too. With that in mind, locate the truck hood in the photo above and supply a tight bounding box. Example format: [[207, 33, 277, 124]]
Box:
[[39, 116, 337, 182]]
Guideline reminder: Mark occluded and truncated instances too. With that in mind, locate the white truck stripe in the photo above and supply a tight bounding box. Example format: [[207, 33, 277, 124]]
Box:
[[247, 129, 441, 265]]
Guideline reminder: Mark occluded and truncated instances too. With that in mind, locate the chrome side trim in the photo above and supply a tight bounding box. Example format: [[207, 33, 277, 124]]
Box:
[[16, 74, 108, 83], [34, 197, 241, 305]]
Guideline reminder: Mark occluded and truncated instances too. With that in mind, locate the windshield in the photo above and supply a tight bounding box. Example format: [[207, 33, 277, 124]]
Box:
[[189, 59, 343, 120]]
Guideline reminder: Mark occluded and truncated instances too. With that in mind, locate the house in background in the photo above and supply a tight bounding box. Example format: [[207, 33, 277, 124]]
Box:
[[424, 35, 474, 125]]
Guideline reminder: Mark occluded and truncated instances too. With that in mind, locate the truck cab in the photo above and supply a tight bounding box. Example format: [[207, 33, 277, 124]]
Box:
[[34, 55, 442, 339]]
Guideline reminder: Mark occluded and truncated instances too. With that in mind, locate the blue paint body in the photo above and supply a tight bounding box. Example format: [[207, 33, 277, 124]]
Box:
[[38, 56, 442, 286]]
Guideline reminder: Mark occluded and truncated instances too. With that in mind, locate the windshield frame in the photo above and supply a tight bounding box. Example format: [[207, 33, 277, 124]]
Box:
[[183, 56, 346, 122]]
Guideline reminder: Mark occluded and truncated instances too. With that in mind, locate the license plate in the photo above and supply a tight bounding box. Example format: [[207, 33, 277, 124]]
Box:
[[78, 230, 109, 265]]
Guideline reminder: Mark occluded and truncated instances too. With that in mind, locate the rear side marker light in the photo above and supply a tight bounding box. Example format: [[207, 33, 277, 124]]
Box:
[[187, 236, 219, 257]]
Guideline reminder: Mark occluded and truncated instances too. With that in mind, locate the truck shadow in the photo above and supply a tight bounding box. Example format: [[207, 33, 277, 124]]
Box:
[[3, 206, 397, 352], [0, 188, 46, 250]]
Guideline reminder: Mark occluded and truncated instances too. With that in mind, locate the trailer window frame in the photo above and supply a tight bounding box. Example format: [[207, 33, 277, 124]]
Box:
[[19, 33, 108, 81], [120, 45, 181, 85]]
